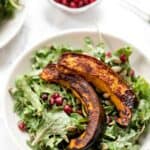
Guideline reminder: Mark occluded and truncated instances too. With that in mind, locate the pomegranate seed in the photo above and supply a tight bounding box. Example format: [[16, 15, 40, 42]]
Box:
[[18, 121, 26, 132], [55, 97, 63, 106], [74, 0, 80, 3], [120, 54, 127, 63], [106, 52, 112, 58], [51, 93, 60, 99], [70, 2, 77, 8], [62, 0, 68, 6], [129, 69, 135, 77], [89, 0, 96, 3], [64, 104, 73, 115], [78, 0, 84, 7], [50, 93, 63, 106], [55, 0, 61, 3], [40, 93, 49, 101], [83, 0, 89, 5], [49, 97, 55, 105]]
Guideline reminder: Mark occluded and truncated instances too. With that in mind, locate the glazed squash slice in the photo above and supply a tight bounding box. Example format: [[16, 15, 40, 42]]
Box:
[[40, 64, 105, 150], [58, 53, 137, 126]]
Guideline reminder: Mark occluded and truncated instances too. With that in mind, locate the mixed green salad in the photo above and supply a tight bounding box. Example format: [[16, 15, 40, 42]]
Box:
[[0, 0, 20, 22], [10, 38, 150, 150]]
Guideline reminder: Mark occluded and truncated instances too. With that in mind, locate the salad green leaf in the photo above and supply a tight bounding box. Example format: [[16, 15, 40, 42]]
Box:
[[0, 0, 20, 22]]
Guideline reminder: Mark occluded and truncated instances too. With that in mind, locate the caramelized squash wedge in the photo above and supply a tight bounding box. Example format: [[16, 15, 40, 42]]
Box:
[[40, 64, 105, 150], [58, 53, 137, 126]]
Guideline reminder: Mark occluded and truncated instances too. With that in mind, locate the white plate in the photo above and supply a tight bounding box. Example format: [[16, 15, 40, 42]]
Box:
[[3, 29, 150, 150], [0, 1, 26, 48]]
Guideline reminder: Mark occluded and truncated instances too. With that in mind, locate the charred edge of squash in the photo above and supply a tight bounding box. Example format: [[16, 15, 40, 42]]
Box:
[[118, 89, 137, 109], [58, 53, 137, 126], [40, 64, 105, 150], [59, 52, 137, 103]]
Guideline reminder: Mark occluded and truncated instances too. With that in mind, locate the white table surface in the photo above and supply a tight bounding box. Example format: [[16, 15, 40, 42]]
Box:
[[0, 0, 150, 149]]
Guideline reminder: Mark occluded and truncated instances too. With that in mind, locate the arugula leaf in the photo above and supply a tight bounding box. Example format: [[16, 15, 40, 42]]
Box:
[[29, 109, 87, 149], [15, 76, 43, 113], [31, 110, 70, 147], [114, 46, 132, 57]]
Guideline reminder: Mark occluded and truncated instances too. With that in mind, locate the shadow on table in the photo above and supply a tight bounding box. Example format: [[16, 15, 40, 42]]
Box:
[[0, 25, 28, 71], [44, 4, 103, 30]]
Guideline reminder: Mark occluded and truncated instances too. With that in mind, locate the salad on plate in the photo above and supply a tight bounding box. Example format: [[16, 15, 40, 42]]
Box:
[[0, 0, 20, 22], [10, 38, 150, 150]]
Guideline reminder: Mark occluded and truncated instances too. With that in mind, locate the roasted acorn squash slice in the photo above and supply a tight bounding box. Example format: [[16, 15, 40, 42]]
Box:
[[58, 53, 137, 126], [40, 64, 105, 150]]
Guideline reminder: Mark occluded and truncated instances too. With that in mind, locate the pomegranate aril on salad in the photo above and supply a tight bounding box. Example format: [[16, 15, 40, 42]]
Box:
[[54, 0, 96, 8], [64, 104, 73, 115], [49, 92, 64, 106], [18, 121, 26, 132], [120, 54, 127, 63], [49, 97, 55, 105], [51, 92, 60, 99], [55, 96, 64, 106]]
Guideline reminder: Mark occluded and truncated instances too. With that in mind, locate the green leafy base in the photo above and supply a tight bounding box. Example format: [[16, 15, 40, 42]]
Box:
[[10, 38, 150, 150]]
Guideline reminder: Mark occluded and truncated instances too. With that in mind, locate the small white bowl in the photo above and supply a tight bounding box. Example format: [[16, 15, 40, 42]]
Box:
[[48, 0, 101, 14]]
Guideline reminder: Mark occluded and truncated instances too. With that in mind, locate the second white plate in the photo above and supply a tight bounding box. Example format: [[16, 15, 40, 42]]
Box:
[[0, 1, 27, 48]]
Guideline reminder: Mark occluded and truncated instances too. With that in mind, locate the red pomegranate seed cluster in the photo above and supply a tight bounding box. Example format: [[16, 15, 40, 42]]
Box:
[[55, 0, 96, 8], [50, 92, 73, 115]]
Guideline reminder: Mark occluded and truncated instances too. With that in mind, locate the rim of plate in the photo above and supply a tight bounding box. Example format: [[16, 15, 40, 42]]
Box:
[[2, 28, 150, 150]]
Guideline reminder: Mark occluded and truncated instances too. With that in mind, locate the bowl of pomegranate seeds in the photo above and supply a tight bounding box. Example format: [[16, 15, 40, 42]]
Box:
[[49, 0, 101, 13]]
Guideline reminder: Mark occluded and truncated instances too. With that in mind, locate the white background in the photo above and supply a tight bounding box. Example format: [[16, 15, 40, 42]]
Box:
[[0, 0, 150, 149]]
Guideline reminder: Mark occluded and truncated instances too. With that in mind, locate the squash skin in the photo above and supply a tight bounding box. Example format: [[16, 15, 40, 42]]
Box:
[[40, 64, 105, 150], [58, 53, 137, 126]]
